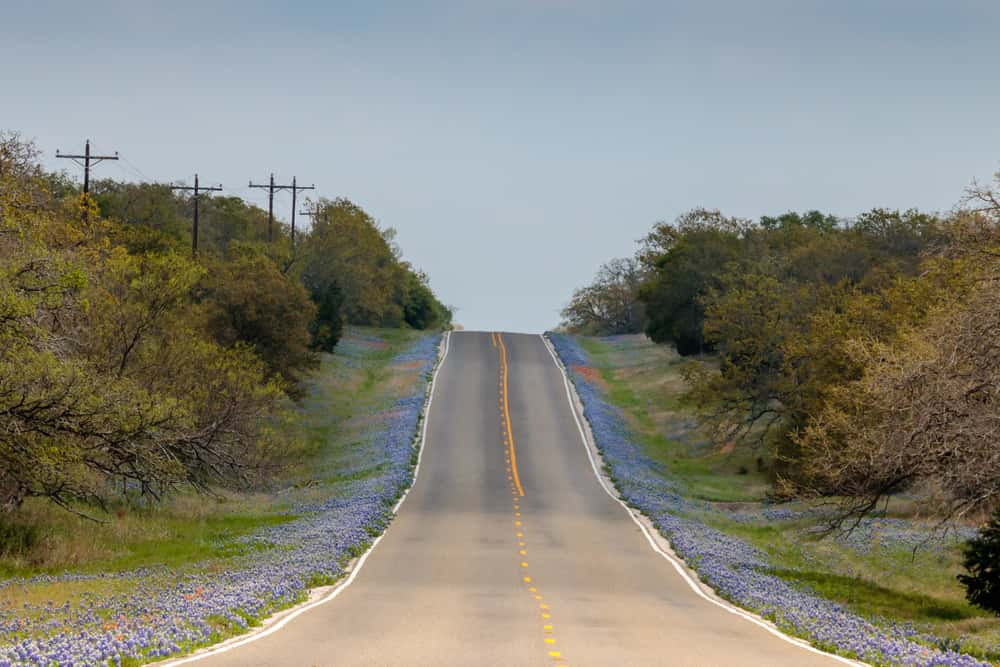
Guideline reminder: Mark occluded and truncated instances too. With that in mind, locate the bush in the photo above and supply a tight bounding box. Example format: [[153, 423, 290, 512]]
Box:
[[201, 249, 318, 393], [0, 518, 37, 556], [308, 279, 344, 352], [958, 509, 1000, 616]]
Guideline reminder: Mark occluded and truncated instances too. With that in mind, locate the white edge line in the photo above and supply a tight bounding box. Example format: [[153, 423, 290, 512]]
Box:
[[158, 331, 452, 666], [539, 333, 866, 667]]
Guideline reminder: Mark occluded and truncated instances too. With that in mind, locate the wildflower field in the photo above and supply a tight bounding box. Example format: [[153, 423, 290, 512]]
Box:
[[548, 333, 1000, 667], [0, 328, 441, 667]]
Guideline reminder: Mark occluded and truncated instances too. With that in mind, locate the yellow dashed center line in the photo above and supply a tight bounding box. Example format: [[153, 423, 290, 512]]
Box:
[[496, 333, 525, 498], [493, 331, 569, 666]]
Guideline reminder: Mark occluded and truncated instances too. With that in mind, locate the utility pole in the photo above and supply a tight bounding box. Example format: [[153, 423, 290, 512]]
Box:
[[171, 174, 222, 255], [288, 177, 315, 245], [248, 174, 314, 243], [298, 200, 324, 232], [56, 139, 118, 194]]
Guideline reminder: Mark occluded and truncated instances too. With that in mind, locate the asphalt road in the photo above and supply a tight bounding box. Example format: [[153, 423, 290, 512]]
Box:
[[189, 332, 845, 667]]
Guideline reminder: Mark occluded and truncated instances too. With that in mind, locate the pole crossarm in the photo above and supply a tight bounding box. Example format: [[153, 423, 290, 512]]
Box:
[[55, 139, 119, 194], [171, 185, 223, 193]]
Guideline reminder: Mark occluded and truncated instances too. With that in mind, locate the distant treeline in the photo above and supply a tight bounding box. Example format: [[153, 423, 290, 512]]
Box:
[[562, 177, 1000, 525], [0, 130, 449, 516]]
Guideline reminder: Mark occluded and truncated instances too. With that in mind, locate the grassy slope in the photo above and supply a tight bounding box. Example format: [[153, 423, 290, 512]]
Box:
[[0, 326, 424, 609], [578, 334, 1000, 663]]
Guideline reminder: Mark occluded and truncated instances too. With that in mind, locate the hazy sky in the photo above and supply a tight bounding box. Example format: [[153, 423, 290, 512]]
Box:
[[4, 1, 999, 331]]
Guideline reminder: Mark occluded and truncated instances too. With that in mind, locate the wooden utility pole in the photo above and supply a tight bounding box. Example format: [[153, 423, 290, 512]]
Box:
[[288, 177, 315, 245], [248, 174, 314, 243], [56, 140, 118, 194], [298, 200, 324, 233], [171, 174, 222, 255], [248, 173, 276, 242]]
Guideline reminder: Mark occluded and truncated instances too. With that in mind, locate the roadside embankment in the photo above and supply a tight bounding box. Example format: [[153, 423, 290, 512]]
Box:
[[0, 328, 442, 667], [548, 332, 997, 667]]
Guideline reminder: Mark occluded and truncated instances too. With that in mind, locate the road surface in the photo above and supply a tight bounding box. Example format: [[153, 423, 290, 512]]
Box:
[[188, 332, 844, 666]]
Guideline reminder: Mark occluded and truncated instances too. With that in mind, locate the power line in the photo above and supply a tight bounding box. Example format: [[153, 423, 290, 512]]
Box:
[[171, 174, 222, 255], [118, 154, 151, 182], [55, 139, 119, 194]]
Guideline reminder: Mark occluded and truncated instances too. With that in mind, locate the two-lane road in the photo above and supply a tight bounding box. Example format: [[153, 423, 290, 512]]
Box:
[[183, 332, 845, 666]]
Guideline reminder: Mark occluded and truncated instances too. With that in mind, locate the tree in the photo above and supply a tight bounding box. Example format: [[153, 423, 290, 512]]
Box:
[[636, 207, 752, 270], [200, 248, 318, 394], [199, 195, 272, 251], [639, 217, 744, 354], [673, 207, 941, 477], [300, 198, 406, 326], [298, 197, 449, 331], [760, 209, 838, 233], [85, 249, 204, 377], [308, 278, 344, 352], [959, 509, 1000, 616], [0, 131, 48, 215], [561, 257, 645, 335], [0, 133, 290, 515], [0, 130, 448, 520], [92, 180, 189, 245], [793, 216, 1000, 521], [403, 270, 451, 330]]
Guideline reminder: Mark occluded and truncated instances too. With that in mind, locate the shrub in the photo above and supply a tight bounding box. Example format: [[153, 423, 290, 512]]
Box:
[[958, 509, 1000, 616], [0, 518, 37, 556]]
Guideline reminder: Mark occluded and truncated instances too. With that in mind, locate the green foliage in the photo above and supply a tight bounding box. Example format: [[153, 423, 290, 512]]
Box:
[[637, 206, 942, 357], [760, 209, 839, 233], [0, 134, 291, 516], [299, 197, 450, 331], [198, 196, 271, 250], [959, 510, 1000, 616], [574, 191, 1000, 521], [299, 198, 406, 326], [0, 130, 450, 521], [561, 257, 645, 335], [640, 223, 744, 354], [650, 207, 946, 483], [92, 180, 189, 245], [403, 270, 451, 330], [0, 519, 37, 557], [307, 278, 344, 353], [92, 182, 274, 255], [201, 247, 318, 393]]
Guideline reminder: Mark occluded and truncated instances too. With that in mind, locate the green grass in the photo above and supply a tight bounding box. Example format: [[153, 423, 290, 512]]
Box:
[[578, 336, 770, 503], [771, 568, 974, 623], [576, 333, 1000, 662], [0, 495, 296, 578], [94, 512, 296, 573]]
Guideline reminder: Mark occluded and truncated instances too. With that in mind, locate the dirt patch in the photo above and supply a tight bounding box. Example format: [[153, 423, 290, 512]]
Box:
[[386, 371, 419, 394], [394, 360, 425, 371], [571, 364, 610, 392]]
